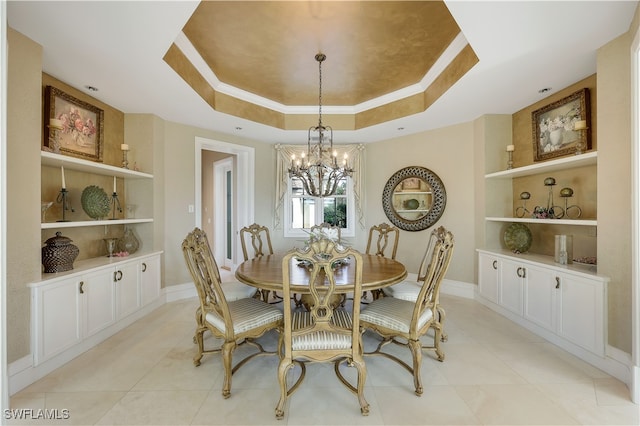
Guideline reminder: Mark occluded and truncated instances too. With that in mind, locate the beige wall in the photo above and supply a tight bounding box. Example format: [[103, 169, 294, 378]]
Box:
[[7, 28, 42, 362], [597, 28, 634, 353], [363, 123, 477, 283]]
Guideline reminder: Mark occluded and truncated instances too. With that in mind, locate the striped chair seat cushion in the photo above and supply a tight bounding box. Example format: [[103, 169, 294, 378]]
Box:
[[221, 280, 259, 301], [382, 280, 420, 301], [360, 297, 432, 333], [291, 309, 353, 350], [205, 297, 283, 334]]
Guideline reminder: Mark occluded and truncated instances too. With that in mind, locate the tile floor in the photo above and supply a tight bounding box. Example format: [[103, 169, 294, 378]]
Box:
[[9, 288, 639, 425]]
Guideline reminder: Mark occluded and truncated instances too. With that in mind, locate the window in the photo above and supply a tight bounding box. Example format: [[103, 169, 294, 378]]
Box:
[[284, 175, 355, 238]]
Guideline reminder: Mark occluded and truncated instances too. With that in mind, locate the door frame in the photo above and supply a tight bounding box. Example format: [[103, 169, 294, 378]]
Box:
[[195, 137, 254, 269]]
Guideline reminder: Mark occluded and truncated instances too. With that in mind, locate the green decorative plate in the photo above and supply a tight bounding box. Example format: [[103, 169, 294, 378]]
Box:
[[81, 185, 111, 219], [504, 223, 532, 253]]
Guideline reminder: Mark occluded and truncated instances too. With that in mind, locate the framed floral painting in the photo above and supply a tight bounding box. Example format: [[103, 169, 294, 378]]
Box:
[[44, 85, 104, 162], [532, 88, 591, 162]]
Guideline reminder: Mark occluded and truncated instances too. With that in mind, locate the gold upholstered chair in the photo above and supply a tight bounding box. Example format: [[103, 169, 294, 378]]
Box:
[[239, 223, 278, 302], [275, 239, 369, 419], [182, 228, 283, 399], [360, 226, 454, 396]]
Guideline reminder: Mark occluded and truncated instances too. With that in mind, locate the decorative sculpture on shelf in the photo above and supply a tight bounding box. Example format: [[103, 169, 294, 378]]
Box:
[[559, 187, 582, 219], [515, 191, 531, 218]]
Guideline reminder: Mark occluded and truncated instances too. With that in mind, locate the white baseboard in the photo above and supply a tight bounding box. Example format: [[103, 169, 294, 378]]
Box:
[[441, 279, 475, 299], [164, 282, 196, 302], [632, 364, 639, 404]]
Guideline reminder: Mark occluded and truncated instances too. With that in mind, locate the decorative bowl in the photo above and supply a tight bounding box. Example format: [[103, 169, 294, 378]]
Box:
[[81, 185, 111, 219], [403, 198, 419, 210], [559, 187, 574, 197], [504, 223, 532, 253], [519, 191, 531, 200]]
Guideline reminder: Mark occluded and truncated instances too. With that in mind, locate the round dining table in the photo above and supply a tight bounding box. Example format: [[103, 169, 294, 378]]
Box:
[[235, 252, 407, 295]]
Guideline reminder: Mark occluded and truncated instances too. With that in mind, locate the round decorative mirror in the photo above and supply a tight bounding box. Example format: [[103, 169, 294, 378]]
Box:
[[382, 166, 446, 232]]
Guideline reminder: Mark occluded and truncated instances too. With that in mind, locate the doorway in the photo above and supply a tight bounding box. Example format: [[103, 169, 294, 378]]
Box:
[[214, 157, 233, 270], [194, 137, 255, 270]]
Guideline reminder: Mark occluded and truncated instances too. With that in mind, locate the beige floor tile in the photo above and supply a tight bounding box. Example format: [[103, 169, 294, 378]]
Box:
[[436, 343, 528, 385], [374, 385, 480, 425], [95, 390, 208, 425], [191, 388, 287, 425], [594, 377, 637, 405], [455, 383, 580, 425]]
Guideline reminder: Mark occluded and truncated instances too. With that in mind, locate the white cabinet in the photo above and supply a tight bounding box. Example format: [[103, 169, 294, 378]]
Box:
[[29, 252, 162, 366], [115, 262, 140, 319], [478, 252, 499, 303], [82, 268, 116, 338], [140, 255, 160, 306], [477, 249, 608, 357], [32, 277, 82, 364]]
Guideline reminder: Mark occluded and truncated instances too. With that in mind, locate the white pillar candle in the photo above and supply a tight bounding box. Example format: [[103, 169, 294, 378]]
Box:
[[506, 144, 515, 152], [113, 176, 117, 193], [61, 166, 66, 189], [120, 144, 130, 151], [49, 118, 62, 129]]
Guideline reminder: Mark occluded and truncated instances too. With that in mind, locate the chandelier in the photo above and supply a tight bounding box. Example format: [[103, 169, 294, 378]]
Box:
[[288, 53, 354, 197]]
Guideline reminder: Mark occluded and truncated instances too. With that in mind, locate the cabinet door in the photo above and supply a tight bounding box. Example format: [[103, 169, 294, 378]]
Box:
[[140, 255, 160, 306], [82, 268, 116, 337], [115, 262, 140, 319], [478, 252, 499, 303], [523, 265, 557, 332], [35, 279, 82, 364], [499, 258, 524, 315], [557, 273, 605, 355]]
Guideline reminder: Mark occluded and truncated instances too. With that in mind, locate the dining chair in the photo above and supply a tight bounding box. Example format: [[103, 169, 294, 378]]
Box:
[[275, 239, 369, 419], [365, 222, 400, 301], [382, 226, 449, 341], [182, 228, 283, 399], [239, 223, 279, 303], [360, 227, 454, 396], [309, 222, 342, 242], [366, 222, 400, 260]]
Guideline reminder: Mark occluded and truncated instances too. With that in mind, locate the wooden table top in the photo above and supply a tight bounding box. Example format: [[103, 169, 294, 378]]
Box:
[[235, 253, 407, 293]]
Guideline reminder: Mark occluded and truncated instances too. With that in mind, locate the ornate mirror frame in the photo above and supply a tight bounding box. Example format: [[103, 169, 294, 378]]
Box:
[[382, 166, 447, 232]]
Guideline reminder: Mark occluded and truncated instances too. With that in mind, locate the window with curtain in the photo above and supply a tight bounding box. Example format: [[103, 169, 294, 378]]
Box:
[[274, 143, 365, 238]]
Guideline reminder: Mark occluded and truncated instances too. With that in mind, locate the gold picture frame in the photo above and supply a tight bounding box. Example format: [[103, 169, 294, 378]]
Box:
[[532, 88, 590, 162], [44, 85, 104, 162]]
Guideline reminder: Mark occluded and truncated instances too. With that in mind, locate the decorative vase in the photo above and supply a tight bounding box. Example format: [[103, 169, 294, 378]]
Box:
[[118, 228, 140, 254], [549, 128, 564, 147], [42, 232, 79, 272]]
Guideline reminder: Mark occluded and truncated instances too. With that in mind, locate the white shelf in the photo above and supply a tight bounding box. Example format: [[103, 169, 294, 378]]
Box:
[[485, 151, 597, 179], [41, 151, 152, 179], [41, 218, 153, 229], [485, 217, 597, 226]]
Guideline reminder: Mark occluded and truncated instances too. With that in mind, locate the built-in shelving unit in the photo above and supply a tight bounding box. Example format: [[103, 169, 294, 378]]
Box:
[[41, 151, 154, 229], [485, 151, 597, 179], [485, 217, 597, 226]]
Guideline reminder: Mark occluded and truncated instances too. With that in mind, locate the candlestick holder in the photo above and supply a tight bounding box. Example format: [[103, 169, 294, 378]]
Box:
[[55, 188, 74, 222], [110, 192, 123, 220], [122, 150, 129, 169], [47, 123, 62, 154], [507, 150, 513, 170]]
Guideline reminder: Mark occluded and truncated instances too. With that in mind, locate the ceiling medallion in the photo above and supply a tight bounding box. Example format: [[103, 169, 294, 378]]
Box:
[[288, 53, 354, 197]]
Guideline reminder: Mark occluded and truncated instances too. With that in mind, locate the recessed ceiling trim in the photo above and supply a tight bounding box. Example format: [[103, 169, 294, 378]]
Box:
[[174, 29, 469, 116]]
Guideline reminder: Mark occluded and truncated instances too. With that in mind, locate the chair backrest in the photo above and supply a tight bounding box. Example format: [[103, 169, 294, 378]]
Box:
[[365, 222, 400, 259], [182, 228, 234, 338], [281, 239, 363, 360], [240, 223, 274, 261], [411, 226, 454, 332], [308, 222, 341, 243], [416, 226, 446, 282]]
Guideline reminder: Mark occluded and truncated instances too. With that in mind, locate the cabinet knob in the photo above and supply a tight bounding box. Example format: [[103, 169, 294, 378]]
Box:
[[516, 267, 526, 278], [114, 270, 123, 282], [79, 281, 84, 294], [556, 276, 560, 289], [142, 262, 147, 272], [492, 260, 497, 270]]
